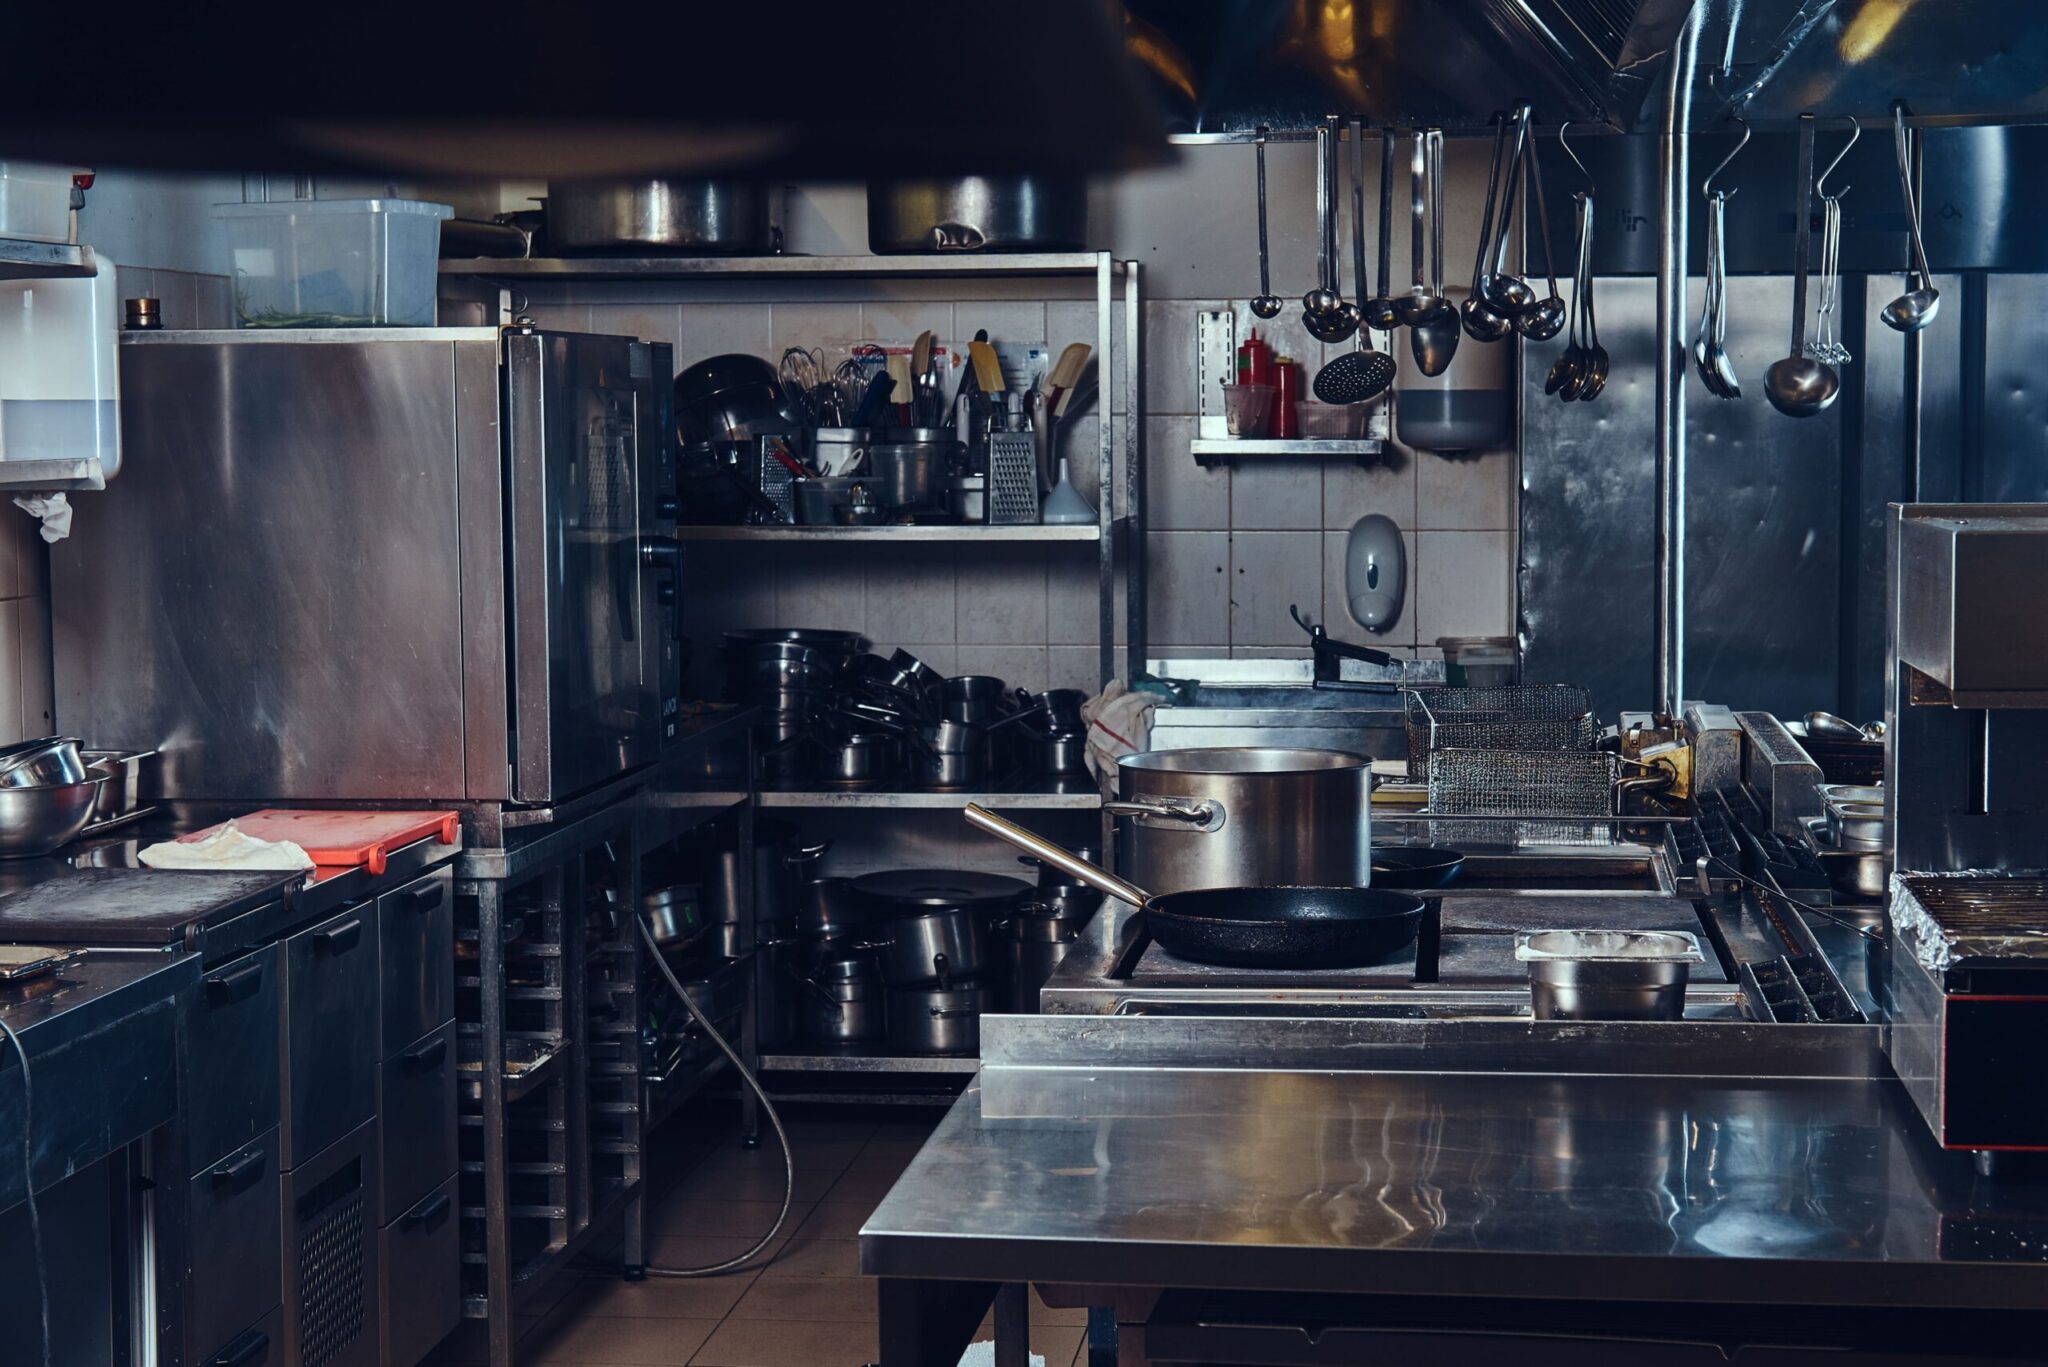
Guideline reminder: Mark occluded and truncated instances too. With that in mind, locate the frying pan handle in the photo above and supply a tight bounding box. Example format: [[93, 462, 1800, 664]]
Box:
[[963, 804, 1149, 908], [1102, 797, 1225, 832]]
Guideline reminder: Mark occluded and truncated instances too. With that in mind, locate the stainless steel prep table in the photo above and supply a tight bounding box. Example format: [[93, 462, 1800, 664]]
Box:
[[859, 1014, 2048, 1365]]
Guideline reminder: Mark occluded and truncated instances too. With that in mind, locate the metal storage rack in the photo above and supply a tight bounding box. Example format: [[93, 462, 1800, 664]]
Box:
[[439, 250, 1150, 1105]]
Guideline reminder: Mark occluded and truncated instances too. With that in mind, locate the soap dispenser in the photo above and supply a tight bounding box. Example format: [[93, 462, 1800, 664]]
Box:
[[1344, 514, 1405, 633]]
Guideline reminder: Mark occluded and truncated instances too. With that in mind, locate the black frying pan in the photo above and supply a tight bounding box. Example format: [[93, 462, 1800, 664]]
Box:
[[1369, 846, 1466, 890], [965, 804, 1424, 970]]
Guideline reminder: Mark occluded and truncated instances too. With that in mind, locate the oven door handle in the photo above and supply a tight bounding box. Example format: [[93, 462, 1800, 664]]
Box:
[[641, 535, 683, 640]]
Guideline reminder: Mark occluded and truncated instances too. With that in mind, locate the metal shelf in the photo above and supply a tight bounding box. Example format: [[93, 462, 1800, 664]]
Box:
[[1191, 438, 1385, 465], [0, 238, 93, 281], [440, 251, 1120, 282], [759, 1047, 982, 1075], [757, 784, 1100, 810], [673, 523, 1102, 543]]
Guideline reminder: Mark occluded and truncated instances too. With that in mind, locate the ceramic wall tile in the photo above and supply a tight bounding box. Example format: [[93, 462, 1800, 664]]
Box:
[[1046, 300, 1124, 415], [1142, 299, 1210, 416], [680, 303, 773, 366], [861, 300, 955, 347], [1046, 645, 1106, 693], [17, 595, 49, 738], [1230, 461, 1321, 531], [1323, 447, 1416, 530], [954, 644, 1049, 693], [1146, 532, 1230, 645], [893, 642, 958, 676], [194, 274, 232, 329], [1046, 553, 1103, 645], [1415, 530, 1516, 640], [1228, 530, 1323, 647], [956, 545, 1047, 646], [520, 299, 589, 332], [862, 549, 957, 648], [955, 301, 1046, 350], [587, 302, 684, 352], [1144, 416, 1227, 531], [773, 545, 864, 631], [1416, 448, 1517, 530], [771, 302, 863, 356], [1322, 528, 1417, 648]]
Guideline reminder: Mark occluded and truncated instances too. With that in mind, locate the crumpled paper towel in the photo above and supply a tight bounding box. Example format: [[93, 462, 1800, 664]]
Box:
[[13, 493, 72, 543], [957, 1344, 1045, 1367], [140, 821, 314, 872]]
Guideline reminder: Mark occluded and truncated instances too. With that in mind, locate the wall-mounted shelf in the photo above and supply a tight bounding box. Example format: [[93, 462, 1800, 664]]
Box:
[[1192, 438, 1385, 466], [674, 523, 1103, 543], [0, 237, 93, 281], [440, 252, 1125, 283]]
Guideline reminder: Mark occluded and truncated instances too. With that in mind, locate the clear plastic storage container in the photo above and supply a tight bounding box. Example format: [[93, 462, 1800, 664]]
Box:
[[217, 198, 453, 328], [0, 163, 81, 243]]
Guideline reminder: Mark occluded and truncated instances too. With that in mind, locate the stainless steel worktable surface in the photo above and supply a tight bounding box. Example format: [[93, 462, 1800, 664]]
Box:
[[858, 1019, 2048, 1313]]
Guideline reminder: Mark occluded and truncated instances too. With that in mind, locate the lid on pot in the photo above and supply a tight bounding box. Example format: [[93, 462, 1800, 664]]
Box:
[[1119, 747, 1367, 775], [852, 868, 1031, 910]]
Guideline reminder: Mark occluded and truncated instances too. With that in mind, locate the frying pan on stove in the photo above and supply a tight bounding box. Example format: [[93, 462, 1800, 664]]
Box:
[[1369, 846, 1466, 889], [965, 804, 1423, 969]]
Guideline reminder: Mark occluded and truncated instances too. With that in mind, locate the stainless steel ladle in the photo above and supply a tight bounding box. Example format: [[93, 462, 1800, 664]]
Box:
[[1881, 101, 1941, 333]]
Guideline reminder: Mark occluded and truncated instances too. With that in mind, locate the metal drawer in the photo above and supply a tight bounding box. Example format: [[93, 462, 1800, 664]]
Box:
[[281, 906, 377, 1171], [281, 1119, 379, 1367], [376, 1020, 456, 1225], [202, 1305, 284, 1367], [182, 944, 281, 1174], [378, 868, 453, 1059], [378, 1177, 459, 1367], [189, 1128, 283, 1365]]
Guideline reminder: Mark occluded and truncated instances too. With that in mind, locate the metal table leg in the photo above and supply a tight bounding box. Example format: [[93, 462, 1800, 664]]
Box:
[[478, 880, 515, 1367], [876, 1277, 997, 1367], [994, 1282, 1030, 1367], [1087, 1305, 1119, 1366]]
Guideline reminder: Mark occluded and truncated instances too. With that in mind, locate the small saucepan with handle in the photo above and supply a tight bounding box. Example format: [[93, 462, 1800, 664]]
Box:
[[965, 804, 1423, 969]]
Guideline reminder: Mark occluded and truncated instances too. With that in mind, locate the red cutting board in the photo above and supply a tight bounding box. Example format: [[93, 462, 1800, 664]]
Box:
[[180, 809, 459, 876]]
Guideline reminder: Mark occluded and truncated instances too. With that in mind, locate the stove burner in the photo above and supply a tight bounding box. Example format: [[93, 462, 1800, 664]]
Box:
[[1901, 877, 2048, 937]]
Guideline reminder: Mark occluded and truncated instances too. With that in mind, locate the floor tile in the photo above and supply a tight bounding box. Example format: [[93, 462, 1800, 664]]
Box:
[[645, 1198, 808, 1238], [553, 1272, 754, 1321], [691, 1316, 879, 1366], [819, 1166, 904, 1207], [729, 1274, 878, 1322], [646, 1231, 793, 1275], [523, 1309, 719, 1365], [667, 1161, 842, 1207], [755, 1236, 862, 1279], [418, 1314, 548, 1365], [791, 1202, 874, 1241]]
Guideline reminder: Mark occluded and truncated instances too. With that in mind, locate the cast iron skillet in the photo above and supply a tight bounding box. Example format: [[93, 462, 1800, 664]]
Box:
[[1369, 846, 1466, 890], [965, 804, 1424, 970]]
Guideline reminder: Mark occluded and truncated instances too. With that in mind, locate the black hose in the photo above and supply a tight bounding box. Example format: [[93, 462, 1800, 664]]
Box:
[[0, 1015, 49, 1367], [634, 916, 796, 1276]]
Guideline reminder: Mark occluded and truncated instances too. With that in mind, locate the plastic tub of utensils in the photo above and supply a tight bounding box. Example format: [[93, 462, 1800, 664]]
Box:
[[1219, 384, 1277, 438], [1293, 401, 1368, 440]]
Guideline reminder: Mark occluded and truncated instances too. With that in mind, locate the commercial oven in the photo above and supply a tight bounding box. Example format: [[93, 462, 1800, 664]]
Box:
[[50, 325, 682, 806]]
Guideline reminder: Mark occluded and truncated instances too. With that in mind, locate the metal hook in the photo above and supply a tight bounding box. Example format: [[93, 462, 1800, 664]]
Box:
[[1701, 115, 1751, 199], [1815, 113, 1860, 200], [1558, 121, 1595, 197]]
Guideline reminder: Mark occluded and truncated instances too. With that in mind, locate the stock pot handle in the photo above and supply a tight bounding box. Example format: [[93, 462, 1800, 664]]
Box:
[[1102, 796, 1226, 832]]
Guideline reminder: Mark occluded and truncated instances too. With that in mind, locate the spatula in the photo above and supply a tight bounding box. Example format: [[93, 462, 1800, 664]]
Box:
[[968, 340, 1004, 395]]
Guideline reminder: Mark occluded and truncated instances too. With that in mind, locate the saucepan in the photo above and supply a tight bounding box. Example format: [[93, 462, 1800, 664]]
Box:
[[964, 804, 1423, 969], [1369, 846, 1466, 889]]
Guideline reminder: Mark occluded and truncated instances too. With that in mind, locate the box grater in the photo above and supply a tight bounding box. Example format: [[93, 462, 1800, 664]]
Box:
[[987, 431, 1040, 524], [754, 437, 796, 523]]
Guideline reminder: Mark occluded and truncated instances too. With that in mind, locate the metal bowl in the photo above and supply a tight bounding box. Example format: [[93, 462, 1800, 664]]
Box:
[[0, 775, 108, 858], [1516, 929, 1704, 1021], [0, 737, 86, 788]]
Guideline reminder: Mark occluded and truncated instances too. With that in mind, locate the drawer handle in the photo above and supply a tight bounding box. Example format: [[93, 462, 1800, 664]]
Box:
[[209, 1146, 267, 1191], [204, 960, 264, 1005], [209, 1327, 270, 1367], [314, 919, 363, 955], [403, 1189, 453, 1229], [403, 882, 446, 915], [401, 1036, 448, 1072]]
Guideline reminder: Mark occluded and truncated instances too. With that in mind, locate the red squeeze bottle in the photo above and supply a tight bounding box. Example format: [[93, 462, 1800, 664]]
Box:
[[1272, 356, 1299, 437], [1242, 328, 1273, 387]]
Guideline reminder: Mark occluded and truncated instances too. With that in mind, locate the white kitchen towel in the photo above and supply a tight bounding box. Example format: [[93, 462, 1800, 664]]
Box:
[[13, 492, 71, 542], [956, 1343, 1046, 1367], [140, 821, 314, 872], [1083, 680, 1154, 783]]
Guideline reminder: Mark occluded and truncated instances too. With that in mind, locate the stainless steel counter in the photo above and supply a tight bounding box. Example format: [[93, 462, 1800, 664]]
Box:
[[860, 1013, 2048, 1313]]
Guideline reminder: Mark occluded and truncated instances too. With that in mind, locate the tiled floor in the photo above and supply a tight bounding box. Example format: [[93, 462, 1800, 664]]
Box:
[[425, 1106, 1091, 1367]]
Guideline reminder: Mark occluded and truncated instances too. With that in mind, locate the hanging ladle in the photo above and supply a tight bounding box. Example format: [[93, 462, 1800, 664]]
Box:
[[1460, 113, 1515, 342], [1250, 127, 1282, 319], [1478, 105, 1539, 318], [1514, 113, 1567, 341], [1361, 128, 1401, 330], [1881, 101, 1941, 333], [1303, 116, 1358, 343], [1765, 113, 1841, 418]]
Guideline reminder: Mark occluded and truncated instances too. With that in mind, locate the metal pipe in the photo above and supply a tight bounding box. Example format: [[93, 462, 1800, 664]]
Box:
[[1656, 2, 1710, 718]]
